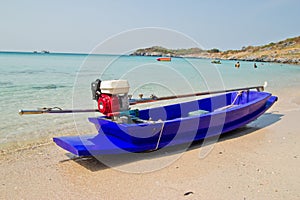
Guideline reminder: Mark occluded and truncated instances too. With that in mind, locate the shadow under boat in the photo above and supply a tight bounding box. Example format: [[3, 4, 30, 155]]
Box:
[[61, 112, 283, 172]]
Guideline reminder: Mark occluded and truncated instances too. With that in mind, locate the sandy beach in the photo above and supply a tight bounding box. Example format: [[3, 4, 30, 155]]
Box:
[[1, 87, 300, 200]]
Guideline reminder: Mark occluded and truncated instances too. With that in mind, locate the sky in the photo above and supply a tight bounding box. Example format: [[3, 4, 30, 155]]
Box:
[[0, 0, 299, 53]]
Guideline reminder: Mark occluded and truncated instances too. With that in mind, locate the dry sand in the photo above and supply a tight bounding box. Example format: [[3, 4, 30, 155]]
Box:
[[1, 89, 300, 200]]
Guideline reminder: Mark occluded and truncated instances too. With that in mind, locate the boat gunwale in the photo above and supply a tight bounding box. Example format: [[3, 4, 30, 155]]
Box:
[[89, 91, 272, 128]]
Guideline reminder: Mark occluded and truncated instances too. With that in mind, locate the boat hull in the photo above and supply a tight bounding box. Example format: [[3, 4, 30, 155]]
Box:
[[53, 91, 277, 156], [157, 57, 171, 61]]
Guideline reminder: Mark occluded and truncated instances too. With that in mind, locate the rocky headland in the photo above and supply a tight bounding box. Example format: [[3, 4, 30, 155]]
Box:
[[130, 36, 300, 65]]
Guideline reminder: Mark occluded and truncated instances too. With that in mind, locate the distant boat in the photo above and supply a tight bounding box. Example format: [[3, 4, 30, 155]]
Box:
[[33, 50, 50, 54], [211, 60, 221, 64], [41, 50, 50, 54], [157, 57, 171, 62]]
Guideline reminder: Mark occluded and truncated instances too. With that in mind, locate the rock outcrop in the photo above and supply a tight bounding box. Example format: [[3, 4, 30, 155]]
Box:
[[131, 36, 300, 65]]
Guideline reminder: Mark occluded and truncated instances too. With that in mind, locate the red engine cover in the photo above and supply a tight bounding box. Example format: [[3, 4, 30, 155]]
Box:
[[97, 94, 120, 115]]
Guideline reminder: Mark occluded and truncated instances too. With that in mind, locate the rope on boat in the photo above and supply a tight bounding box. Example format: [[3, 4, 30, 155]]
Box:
[[155, 121, 165, 150], [214, 90, 245, 111], [232, 90, 244, 104]]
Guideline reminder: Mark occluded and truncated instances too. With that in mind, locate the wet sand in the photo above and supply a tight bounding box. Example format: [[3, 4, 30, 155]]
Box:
[[1, 90, 300, 199]]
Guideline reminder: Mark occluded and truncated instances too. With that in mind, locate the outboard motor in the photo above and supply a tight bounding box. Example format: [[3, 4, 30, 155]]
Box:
[[91, 79, 130, 115]]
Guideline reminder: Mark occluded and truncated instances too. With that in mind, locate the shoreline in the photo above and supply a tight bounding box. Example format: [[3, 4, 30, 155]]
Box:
[[130, 54, 300, 66], [1, 86, 300, 199], [1, 84, 299, 155], [163, 55, 300, 66], [182, 55, 300, 65]]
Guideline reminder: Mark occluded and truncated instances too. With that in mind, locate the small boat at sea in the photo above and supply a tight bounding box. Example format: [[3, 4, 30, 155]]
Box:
[[211, 60, 221, 64], [37, 80, 276, 156], [33, 50, 50, 54], [157, 57, 171, 61]]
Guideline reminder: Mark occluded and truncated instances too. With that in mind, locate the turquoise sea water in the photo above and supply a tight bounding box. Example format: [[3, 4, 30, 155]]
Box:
[[1, 52, 300, 150]]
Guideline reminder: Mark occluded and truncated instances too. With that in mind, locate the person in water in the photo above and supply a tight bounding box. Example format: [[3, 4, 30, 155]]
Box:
[[254, 63, 257, 68], [235, 61, 240, 68]]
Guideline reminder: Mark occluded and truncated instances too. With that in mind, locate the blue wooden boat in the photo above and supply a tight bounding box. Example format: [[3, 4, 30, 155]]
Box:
[[53, 90, 277, 156]]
